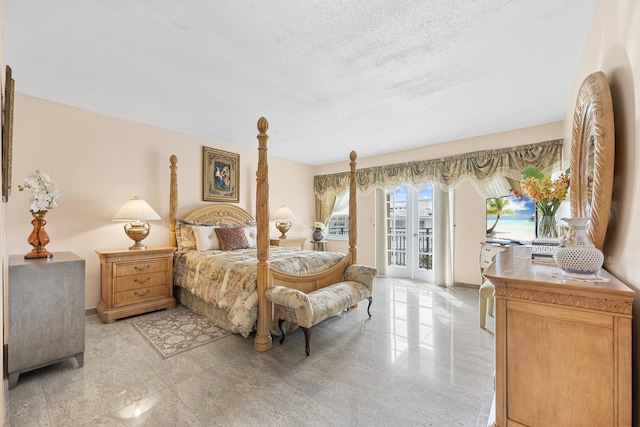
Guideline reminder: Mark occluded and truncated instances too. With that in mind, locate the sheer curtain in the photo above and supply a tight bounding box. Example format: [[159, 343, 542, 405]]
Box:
[[433, 187, 454, 287]]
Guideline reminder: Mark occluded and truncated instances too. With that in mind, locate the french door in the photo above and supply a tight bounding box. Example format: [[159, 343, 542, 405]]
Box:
[[385, 184, 434, 282]]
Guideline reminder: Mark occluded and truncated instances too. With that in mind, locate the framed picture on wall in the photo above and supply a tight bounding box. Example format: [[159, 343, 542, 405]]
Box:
[[2, 65, 15, 203], [202, 146, 239, 202]]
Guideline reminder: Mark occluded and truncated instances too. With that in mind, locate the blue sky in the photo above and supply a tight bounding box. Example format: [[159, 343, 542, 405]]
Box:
[[486, 194, 536, 221]]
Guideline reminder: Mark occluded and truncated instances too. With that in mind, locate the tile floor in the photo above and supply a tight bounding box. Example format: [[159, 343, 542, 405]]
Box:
[[9, 277, 495, 426]]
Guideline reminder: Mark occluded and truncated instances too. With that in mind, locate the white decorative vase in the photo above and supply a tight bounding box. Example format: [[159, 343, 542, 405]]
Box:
[[553, 217, 604, 279]]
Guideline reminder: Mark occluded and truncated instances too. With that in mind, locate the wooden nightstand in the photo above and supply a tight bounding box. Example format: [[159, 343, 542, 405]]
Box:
[[270, 237, 306, 250], [96, 246, 176, 323]]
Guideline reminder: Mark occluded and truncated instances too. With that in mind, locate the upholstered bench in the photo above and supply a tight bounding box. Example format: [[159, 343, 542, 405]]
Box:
[[265, 264, 377, 356]]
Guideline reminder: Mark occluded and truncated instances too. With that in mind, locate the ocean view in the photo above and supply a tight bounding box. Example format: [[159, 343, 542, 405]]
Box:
[[487, 218, 537, 242]]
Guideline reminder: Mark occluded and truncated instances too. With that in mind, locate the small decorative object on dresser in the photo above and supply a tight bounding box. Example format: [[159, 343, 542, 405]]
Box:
[[554, 217, 604, 279], [96, 246, 176, 323], [512, 166, 570, 238], [18, 169, 60, 259]]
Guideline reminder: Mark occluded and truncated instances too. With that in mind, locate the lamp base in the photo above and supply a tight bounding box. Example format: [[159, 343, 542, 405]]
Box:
[[124, 222, 150, 250], [275, 220, 291, 239]]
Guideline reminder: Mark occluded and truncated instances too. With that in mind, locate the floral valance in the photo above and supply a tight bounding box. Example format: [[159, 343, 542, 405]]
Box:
[[314, 139, 563, 199]]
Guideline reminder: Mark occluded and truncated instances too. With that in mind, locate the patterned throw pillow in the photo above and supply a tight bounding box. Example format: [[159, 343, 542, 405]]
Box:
[[215, 227, 251, 251]]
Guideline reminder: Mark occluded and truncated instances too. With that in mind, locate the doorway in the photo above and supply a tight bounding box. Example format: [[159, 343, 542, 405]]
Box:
[[385, 184, 434, 282]]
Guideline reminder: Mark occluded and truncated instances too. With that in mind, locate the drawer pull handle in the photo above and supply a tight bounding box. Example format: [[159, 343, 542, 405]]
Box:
[[134, 277, 151, 284], [135, 265, 151, 271], [134, 289, 151, 297]]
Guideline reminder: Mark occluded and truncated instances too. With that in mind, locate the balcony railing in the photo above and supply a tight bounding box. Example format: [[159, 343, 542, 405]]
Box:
[[387, 228, 433, 269]]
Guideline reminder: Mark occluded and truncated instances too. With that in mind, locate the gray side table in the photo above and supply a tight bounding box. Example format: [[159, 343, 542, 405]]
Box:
[[8, 252, 85, 389]]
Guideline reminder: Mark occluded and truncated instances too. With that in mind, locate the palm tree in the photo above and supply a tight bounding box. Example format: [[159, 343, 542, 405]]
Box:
[[486, 197, 516, 235]]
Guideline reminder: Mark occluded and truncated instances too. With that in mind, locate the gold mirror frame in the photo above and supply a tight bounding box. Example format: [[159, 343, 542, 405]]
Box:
[[569, 71, 615, 250]]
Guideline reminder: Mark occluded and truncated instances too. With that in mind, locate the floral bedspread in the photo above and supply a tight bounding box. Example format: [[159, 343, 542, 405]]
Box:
[[173, 247, 345, 337]]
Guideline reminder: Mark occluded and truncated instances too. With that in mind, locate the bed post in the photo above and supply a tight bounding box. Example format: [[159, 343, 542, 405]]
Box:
[[254, 117, 272, 352], [169, 154, 178, 248], [349, 151, 357, 264]]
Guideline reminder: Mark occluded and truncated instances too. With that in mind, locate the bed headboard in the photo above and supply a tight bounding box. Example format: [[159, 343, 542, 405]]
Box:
[[183, 204, 254, 225]]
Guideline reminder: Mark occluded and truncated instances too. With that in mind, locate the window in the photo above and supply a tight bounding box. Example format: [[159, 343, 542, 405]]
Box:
[[326, 191, 349, 239], [327, 215, 349, 238]]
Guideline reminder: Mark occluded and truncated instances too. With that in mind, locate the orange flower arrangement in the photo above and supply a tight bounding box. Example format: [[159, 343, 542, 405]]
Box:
[[511, 166, 570, 237]]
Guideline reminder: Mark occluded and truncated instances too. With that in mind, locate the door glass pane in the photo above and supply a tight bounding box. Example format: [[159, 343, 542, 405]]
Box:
[[418, 184, 433, 271], [386, 186, 406, 268]]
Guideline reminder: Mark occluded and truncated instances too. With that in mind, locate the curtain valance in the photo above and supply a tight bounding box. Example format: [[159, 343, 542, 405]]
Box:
[[314, 139, 563, 199]]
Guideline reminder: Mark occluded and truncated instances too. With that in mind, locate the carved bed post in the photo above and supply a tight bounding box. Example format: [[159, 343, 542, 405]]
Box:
[[254, 117, 272, 352], [169, 154, 178, 248], [349, 151, 357, 264]]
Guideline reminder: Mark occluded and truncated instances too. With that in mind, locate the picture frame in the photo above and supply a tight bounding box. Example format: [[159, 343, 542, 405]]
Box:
[[2, 65, 14, 203], [202, 146, 239, 202]]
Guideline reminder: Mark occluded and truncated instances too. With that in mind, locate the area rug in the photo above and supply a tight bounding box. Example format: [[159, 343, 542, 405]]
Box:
[[132, 307, 231, 359]]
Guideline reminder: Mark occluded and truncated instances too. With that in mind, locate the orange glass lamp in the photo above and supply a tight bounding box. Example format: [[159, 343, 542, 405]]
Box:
[[273, 205, 296, 238], [112, 196, 161, 250]]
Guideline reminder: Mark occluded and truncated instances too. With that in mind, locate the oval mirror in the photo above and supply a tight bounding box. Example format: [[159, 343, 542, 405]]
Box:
[[569, 71, 615, 250]]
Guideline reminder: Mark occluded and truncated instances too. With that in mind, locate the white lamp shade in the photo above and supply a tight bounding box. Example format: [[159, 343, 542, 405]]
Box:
[[112, 196, 161, 221], [274, 205, 296, 220]]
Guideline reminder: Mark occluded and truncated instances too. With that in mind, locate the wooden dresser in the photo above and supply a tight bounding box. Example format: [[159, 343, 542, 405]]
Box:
[[483, 246, 634, 427], [96, 246, 176, 323]]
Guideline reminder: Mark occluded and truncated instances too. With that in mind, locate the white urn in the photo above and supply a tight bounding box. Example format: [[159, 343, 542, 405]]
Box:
[[553, 217, 604, 279]]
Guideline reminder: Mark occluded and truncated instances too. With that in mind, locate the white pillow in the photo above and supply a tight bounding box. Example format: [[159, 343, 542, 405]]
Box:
[[243, 226, 257, 248], [192, 225, 221, 251]]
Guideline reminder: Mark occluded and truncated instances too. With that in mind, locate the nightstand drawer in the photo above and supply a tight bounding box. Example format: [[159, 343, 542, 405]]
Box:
[[114, 285, 168, 306], [115, 271, 168, 292], [114, 258, 170, 277]]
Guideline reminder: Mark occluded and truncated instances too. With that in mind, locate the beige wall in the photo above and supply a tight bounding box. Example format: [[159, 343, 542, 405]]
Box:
[[5, 94, 316, 310], [315, 121, 565, 285], [563, 0, 640, 418]]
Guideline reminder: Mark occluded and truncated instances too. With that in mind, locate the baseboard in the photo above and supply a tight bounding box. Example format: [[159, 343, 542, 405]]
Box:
[[85, 308, 97, 316], [454, 281, 480, 289]]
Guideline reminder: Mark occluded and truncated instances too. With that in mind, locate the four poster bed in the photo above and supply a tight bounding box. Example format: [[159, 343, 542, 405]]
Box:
[[167, 117, 359, 351]]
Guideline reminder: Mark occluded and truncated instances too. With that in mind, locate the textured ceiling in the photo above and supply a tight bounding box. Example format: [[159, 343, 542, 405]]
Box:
[[3, 1, 599, 165]]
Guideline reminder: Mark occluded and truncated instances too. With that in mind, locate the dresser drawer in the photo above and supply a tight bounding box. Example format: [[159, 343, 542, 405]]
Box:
[[114, 285, 169, 307], [114, 271, 169, 292], [480, 255, 496, 270], [114, 258, 170, 277]]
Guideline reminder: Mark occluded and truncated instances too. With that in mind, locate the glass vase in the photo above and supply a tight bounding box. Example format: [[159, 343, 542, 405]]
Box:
[[25, 210, 53, 259], [537, 213, 558, 238]]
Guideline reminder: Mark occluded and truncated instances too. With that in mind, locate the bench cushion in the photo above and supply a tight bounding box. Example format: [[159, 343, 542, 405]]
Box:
[[267, 281, 370, 328]]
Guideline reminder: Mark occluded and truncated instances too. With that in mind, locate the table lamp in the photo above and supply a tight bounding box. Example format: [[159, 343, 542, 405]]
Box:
[[112, 196, 161, 250], [274, 205, 296, 238]]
